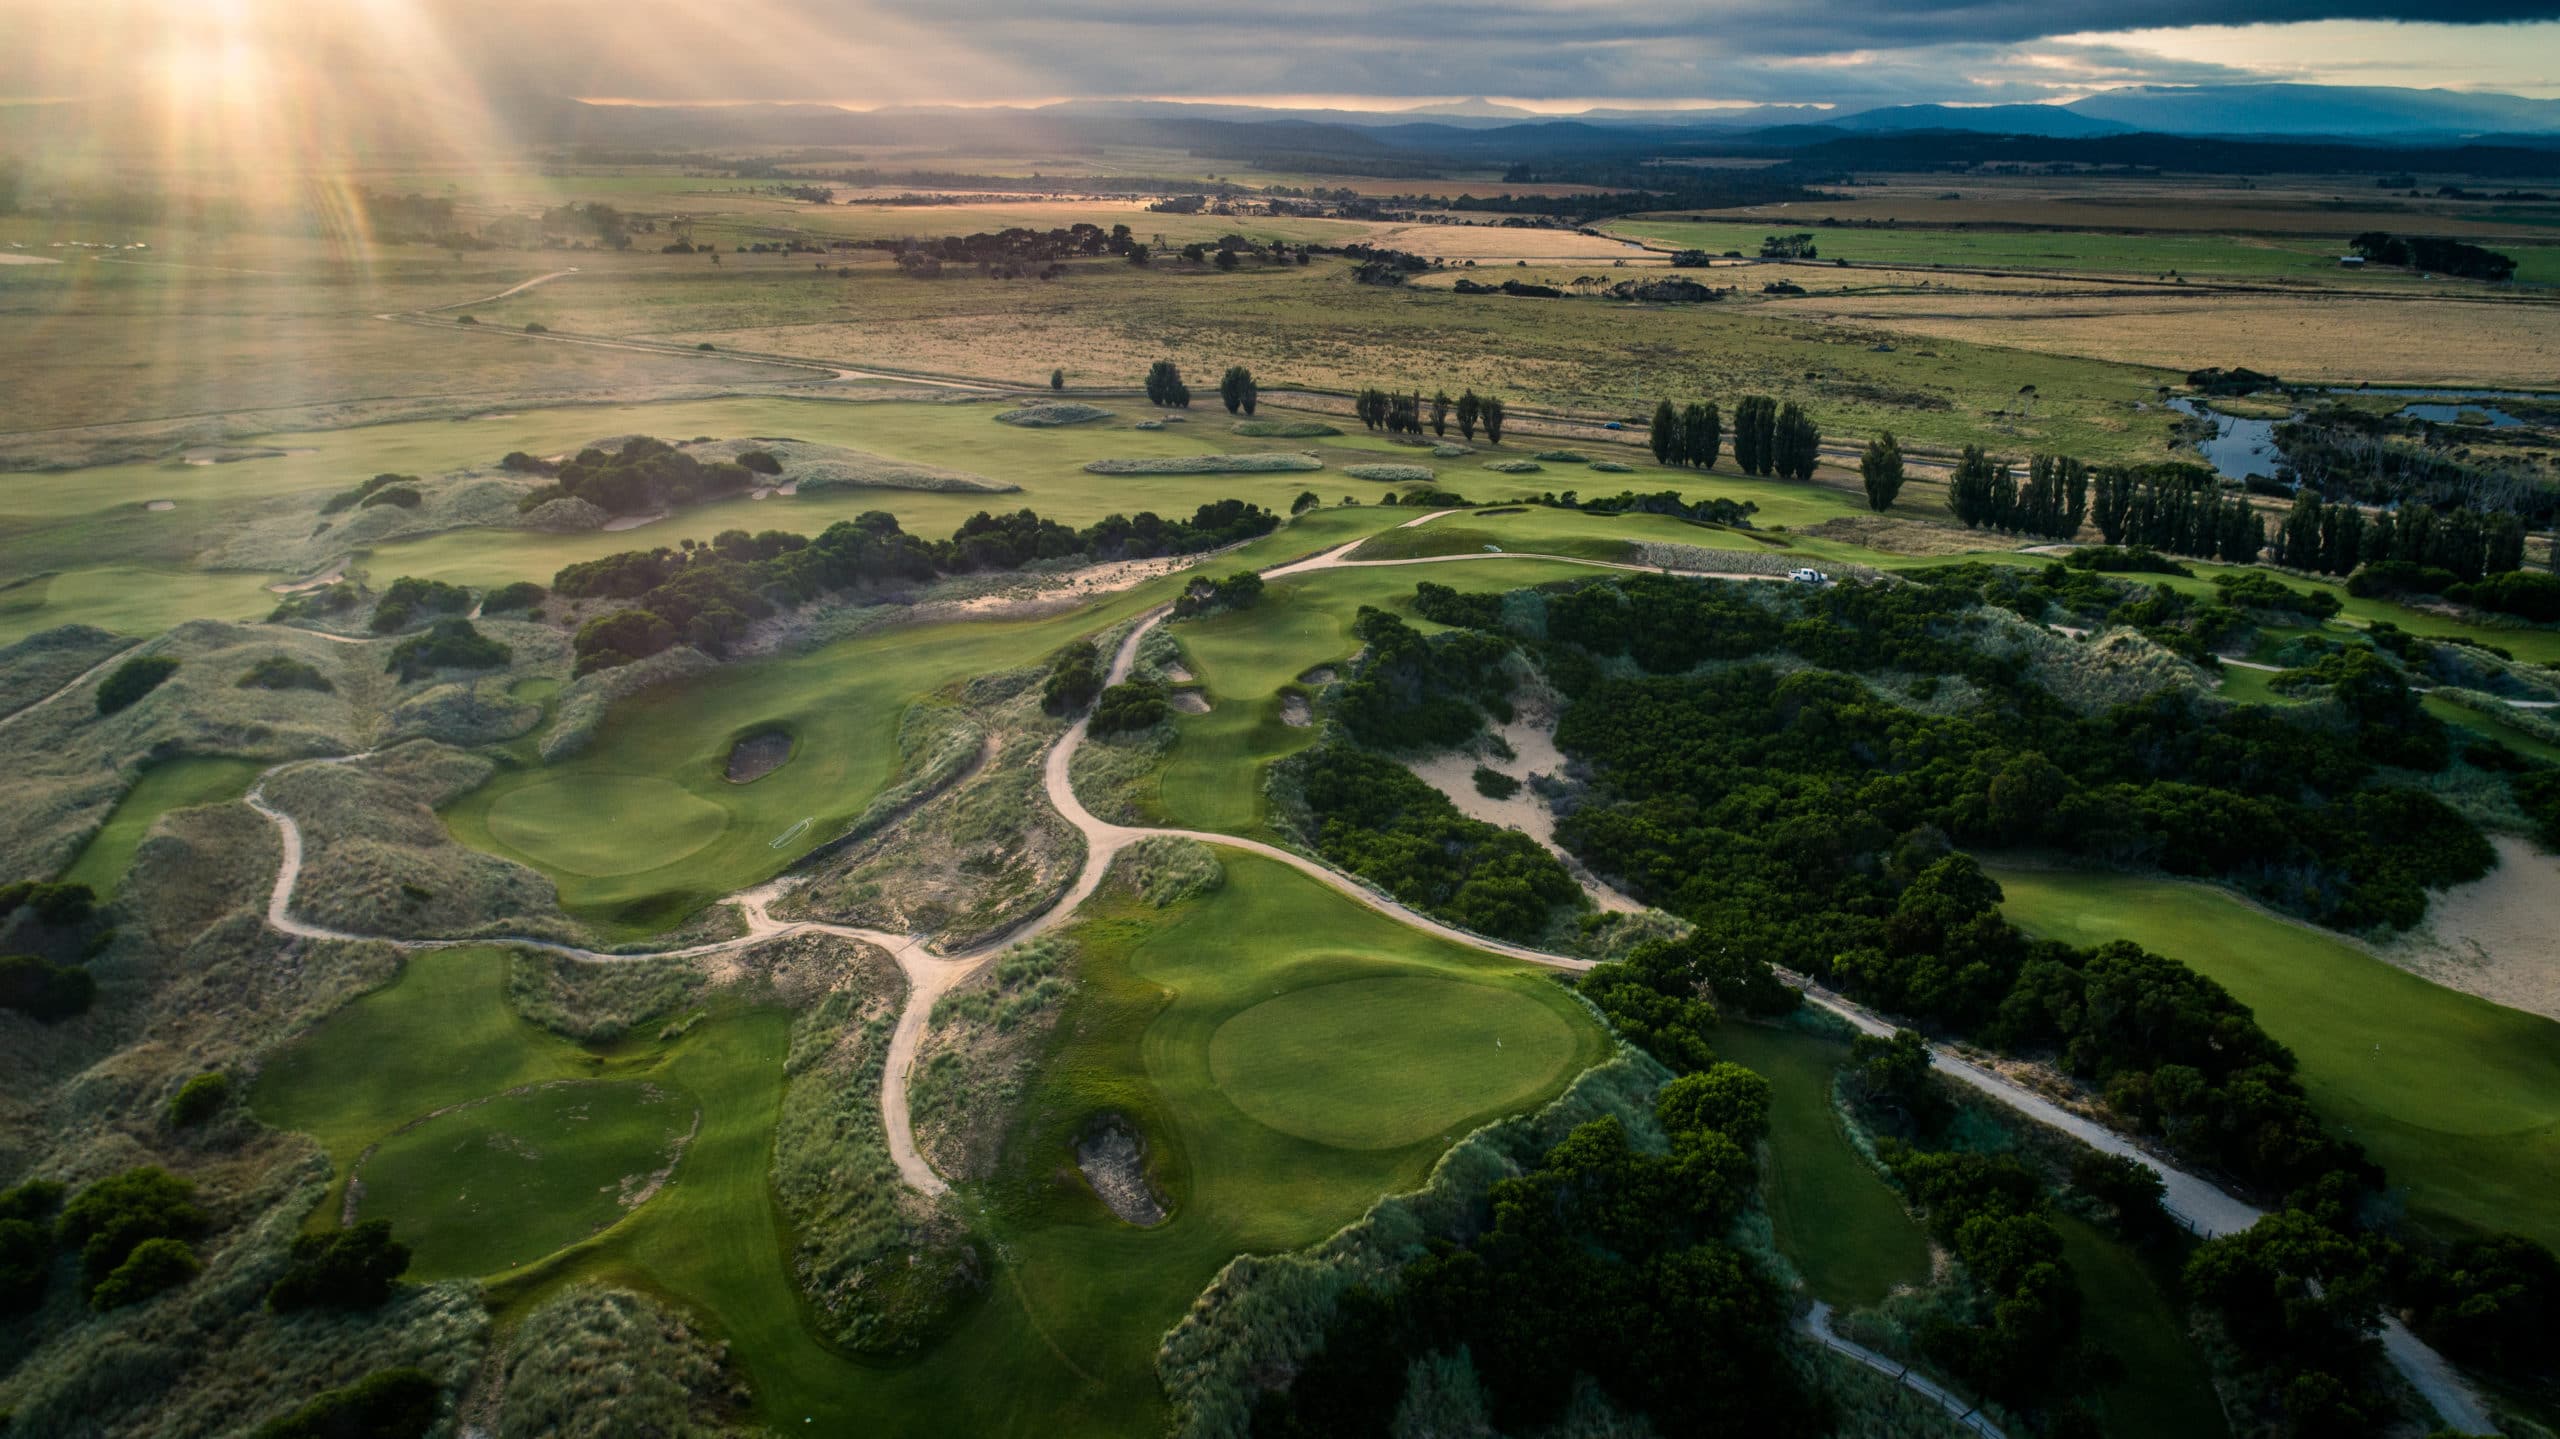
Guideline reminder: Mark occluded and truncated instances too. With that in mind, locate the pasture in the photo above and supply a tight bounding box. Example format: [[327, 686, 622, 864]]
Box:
[[1991, 865, 2560, 1248]]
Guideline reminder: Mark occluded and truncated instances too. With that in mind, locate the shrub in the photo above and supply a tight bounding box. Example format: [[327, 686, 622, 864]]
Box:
[[1472, 765, 1522, 799], [499, 451, 554, 474], [1533, 449, 1587, 462], [2063, 545, 2192, 577], [1082, 453, 1321, 475], [238, 655, 335, 693], [993, 402, 1112, 427], [1042, 641, 1103, 715], [479, 581, 547, 615], [524, 321, 548, 334], [369, 577, 472, 634], [1233, 420, 1340, 438], [1344, 464, 1434, 483], [2213, 571, 2343, 619], [2448, 569, 2560, 624], [358, 486, 422, 510], [1089, 678, 1170, 735], [1483, 459, 1541, 474], [321, 474, 419, 513], [0, 881, 95, 925], [737, 449, 782, 475], [166, 1071, 232, 1127], [2347, 559, 2459, 599], [0, 1215, 51, 1312], [0, 954, 96, 1021], [89, 1235, 200, 1309], [57, 1167, 206, 1298], [268, 1220, 411, 1311], [96, 654, 179, 714], [253, 1368, 441, 1439], [385, 620, 511, 682], [1588, 459, 1634, 473]]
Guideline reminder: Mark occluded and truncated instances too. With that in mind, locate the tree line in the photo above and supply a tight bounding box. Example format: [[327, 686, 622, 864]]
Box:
[[1945, 448, 2091, 540], [1647, 395, 1818, 480], [1355, 387, 1505, 443]]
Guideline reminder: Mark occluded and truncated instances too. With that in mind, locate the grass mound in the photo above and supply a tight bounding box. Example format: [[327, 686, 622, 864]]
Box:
[[1084, 454, 1323, 475], [1343, 464, 1435, 483], [688, 437, 1013, 495], [995, 403, 1114, 427], [495, 1286, 746, 1437], [0, 624, 126, 717], [1431, 443, 1472, 458], [1207, 976, 1579, 1148], [1232, 420, 1340, 438], [353, 1080, 696, 1278], [1481, 459, 1542, 474], [1532, 449, 1588, 463]]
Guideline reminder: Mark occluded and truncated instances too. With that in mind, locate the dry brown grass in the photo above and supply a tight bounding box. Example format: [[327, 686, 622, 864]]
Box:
[[1679, 172, 2560, 239]]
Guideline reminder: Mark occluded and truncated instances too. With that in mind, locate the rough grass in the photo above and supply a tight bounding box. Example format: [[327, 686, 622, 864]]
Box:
[[492, 1284, 750, 1438], [1083, 453, 1323, 475], [57, 755, 266, 897], [912, 934, 1077, 1183], [685, 436, 1015, 495], [1342, 463, 1435, 483], [1231, 420, 1339, 439], [994, 402, 1114, 427], [0, 623, 127, 719], [509, 949, 706, 1043]]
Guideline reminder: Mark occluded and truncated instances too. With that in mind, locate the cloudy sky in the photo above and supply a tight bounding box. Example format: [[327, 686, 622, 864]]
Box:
[[5, 0, 2557, 114]]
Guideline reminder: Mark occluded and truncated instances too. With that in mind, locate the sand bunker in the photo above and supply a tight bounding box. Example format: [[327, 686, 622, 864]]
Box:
[[725, 729, 795, 784], [1280, 694, 1313, 727], [1171, 690, 1211, 714], [1075, 1118, 1166, 1226], [2383, 834, 2560, 1021], [144, 500, 176, 512], [1299, 666, 1337, 686]]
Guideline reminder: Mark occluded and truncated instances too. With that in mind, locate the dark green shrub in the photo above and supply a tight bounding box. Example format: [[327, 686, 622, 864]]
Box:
[[57, 1166, 206, 1298], [320, 474, 418, 514], [95, 655, 178, 714], [369, 577, 471, 634], [1472, 765, 1521, 799], [89, 1235, 199, 1309], [252, 1367, 440, 1439], [268, 1220, 410, 1311], [0, 882, 95, 926], [1088, 679, 1169, 735], [385, 620, 511, 682], [238, 655, 334, 693], [0, 1216, 50, 1312], [2448, 569, 2560, 624], [0, 954, 95, 1022], [357, 486, 421, 510], [166, 1071, 232, 1127], [1041, 642, 1102, 715], [478, 581, 547, 615], [737, 449, 782, 475]]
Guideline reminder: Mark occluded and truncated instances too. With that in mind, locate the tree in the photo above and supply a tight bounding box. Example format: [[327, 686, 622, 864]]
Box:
[[1649, 400, 1681, 466], [1219, 364, 1257, 415], [1456, 389, 1482, 441], [166, 1071, 231, 1127], [1655, 1063, 1773, 1147], [1214, 247, 1239, 271], [1947, 445, 1997, 527], [1127, 242, 1150, 266], [1773, 402, 1819, 481], [269, 1220, 412, 1311], [1731, 396, 1778, 476], [1861, 432, 1905, 513], [57, 1167, 206, 1300], [1683, 401, 1721, 472], [1481, 395, 1507, 445], [1049, 367, 1064, 390], [1291, 489, 1320, 515], [1430, 391, 1452, 437], [1145, 359, 1190, 408]]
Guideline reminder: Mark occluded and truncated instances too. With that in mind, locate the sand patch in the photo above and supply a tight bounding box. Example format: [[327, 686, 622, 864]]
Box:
[[725, 729, 795, 784], [1299, 666, 1337, 686], [1405, 704, 1644, 914], [1170, 690, 1211, 714], [267, 570, 345, 594], [1162, 662, 1195, 683], [1280, 694, 1312, 727], [601, 510, 668, 532], [2381, 834, 2560, 1021], [0, 254, 64, 266], [144, 500, 176, 512]]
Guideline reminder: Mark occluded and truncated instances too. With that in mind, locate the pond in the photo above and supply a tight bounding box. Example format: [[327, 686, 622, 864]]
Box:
[[2171, 387, 2550, 481], [2166, 398, 2283, 482]]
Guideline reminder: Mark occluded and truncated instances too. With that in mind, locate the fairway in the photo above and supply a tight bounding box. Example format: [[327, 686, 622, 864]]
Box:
[[484, 775, 728, 878], [1992, 865, 2560, 1247], [57, 755, 266, 895], [1709, 1022, 1930, 1308], [354, 1079, 696, 1278], [2056, 1217, 2228, 1439], [1208, 976, 1579, 1149]]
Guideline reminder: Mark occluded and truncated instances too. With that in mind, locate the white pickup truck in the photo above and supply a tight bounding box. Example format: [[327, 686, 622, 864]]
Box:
[[1788, 567, 1830, 585]]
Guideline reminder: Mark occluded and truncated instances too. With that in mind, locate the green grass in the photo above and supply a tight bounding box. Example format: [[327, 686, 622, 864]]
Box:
[[438, 506, 1414, 938], [0, 566, 282, 644], [1990, 865, 2560, 1248], [2055, 1216, 2229, 1439], [1708, 1022, 1930, 1308], [57, 755, 265, 895], [2425, 694, 2560, 765], [1206, 976, 1581, 1148], [504, 853, 1609, 1435], [353, 1078, 696, 1278]]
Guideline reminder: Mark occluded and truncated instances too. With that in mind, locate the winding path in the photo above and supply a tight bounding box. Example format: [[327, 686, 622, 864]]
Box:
[[231, 525, 2498, 1433]]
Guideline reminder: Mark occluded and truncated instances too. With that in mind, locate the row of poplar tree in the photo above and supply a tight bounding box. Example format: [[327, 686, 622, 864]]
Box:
[[1354, 388, 1508, 444], [1647, 396, 1819, 480]]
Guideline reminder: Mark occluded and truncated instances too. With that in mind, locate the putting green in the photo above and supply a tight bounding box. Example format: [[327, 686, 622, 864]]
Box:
[[353, 1078, 696, 1279], [483, 775, 727, 878], [1207, 976, 1579, 1149]]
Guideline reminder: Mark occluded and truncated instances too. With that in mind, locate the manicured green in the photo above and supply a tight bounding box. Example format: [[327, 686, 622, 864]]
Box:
[[353, 1079, 695, 1278], [1206, 976, 1580, 1148], [484, 776, 730, 878], [0, 567, 281, 644], [1708, 1022, 1930, 1308], [58, 756, 266, 895], [1992, 865, 2560, 1248], [2055, 1216, 2228, 1439]]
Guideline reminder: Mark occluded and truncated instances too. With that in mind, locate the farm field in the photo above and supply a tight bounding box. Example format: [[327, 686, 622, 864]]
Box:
[[1604, 215, 2560, 286], [1991, 865, 2560, 1249], [56, 755, 265, 894], [1669, 176, 2560, 239], [1708, 1022, 1930, 1309]]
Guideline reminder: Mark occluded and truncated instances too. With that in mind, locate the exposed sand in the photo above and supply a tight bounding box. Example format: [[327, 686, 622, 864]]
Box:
[[601, 510, 669, 532], [724, 730, 795, 784], [2383, 834, 2560, 1021], [1405, 706, 1643, 914], [0, 254, 62, 266], [1279, 694, 1312, 727], [1170, 690, 1211, 714], [144, 500, 176, 512], [266, 570, 344, 595]]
